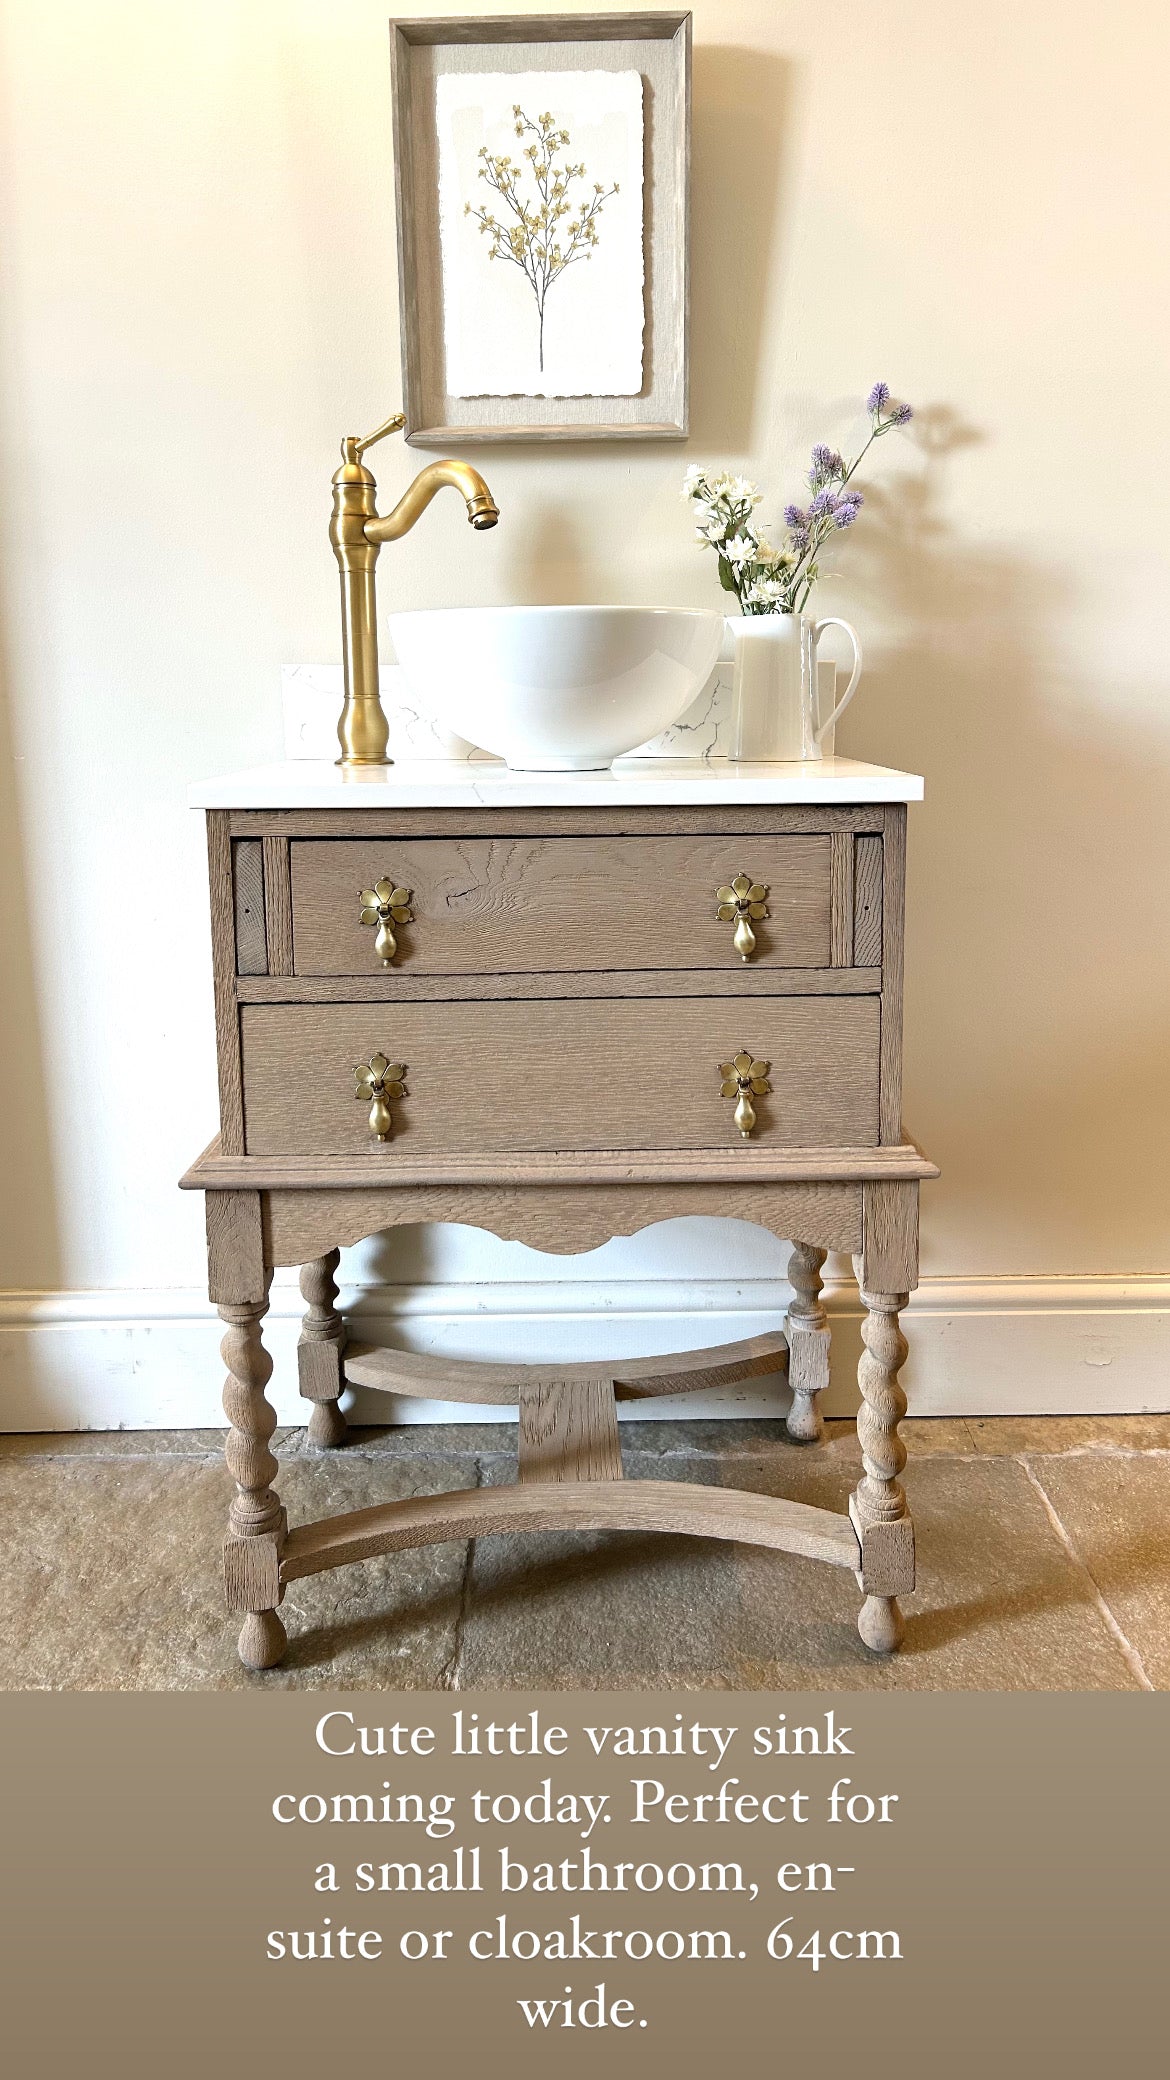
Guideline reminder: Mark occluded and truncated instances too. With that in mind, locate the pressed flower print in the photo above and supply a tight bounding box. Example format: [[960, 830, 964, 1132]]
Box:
[[436, 70, 645, 399]]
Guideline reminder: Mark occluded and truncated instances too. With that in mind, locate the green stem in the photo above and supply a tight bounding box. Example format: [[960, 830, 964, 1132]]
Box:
[[784, 419, 883, 603]]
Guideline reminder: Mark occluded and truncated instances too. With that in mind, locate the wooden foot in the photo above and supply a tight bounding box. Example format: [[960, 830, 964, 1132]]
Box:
[[220, 1281, 287, 1668], [851, 1283, 914, 1653], [238, 1608, 288, 1670], [785, 1242, 828, 1441], [308, 1399, 348, 1448], [298, 1249, 347, 1447], [858, 1594, 904, 1654]]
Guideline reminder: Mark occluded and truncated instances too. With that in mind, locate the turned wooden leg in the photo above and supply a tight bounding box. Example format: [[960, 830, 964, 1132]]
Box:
[[298, 1249, 348, 1448], [849, 1282, 913, 1653], [785, 1242, 829, 1441], [221, 1279, 288, 1670]]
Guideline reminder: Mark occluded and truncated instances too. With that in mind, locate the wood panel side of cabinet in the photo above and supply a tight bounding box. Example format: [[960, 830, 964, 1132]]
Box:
[[879, 806, 906, 1144], [207, 812, 245, 1154], [231, 840, 268, 976]]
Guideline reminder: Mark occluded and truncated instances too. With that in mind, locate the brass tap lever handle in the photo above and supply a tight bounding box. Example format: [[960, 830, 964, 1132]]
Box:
[[354, 411, 406, 456], [342, 413, 406, 465], [359, 882, 414, 967], [716, 876, 769, 961], [719, 1052, 772, 1139], [354, 1055, 407, 1142]]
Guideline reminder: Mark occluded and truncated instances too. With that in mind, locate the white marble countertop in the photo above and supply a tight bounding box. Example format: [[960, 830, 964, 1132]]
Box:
[[188, 756, 924, 809]]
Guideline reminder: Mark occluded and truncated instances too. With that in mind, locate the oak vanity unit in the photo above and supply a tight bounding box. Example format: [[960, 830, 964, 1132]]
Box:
[[181, 758, 935, 1671]]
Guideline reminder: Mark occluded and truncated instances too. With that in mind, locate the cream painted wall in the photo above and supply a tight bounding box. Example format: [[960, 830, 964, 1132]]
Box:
[[1, 2, 1168, 1416]]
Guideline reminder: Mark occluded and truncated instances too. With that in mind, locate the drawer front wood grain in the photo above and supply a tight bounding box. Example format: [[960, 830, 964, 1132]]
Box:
[[289, 835, 833, 975], [240, 997, 879, 1156]]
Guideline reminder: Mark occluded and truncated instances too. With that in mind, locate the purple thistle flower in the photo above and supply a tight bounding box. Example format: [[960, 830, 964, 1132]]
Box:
[[807, 444, 846, 491], [834, 499, 861, 529], [808, 487, 838, 517], [867, 380, 890, 415], [784, 503, 807, 530], [890, 402, 913, 426]]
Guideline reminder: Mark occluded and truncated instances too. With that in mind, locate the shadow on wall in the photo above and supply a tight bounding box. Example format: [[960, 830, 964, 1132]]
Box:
[[689, 44, 793, 450], [0, 648, 61, 1290], [503, 505, 593, 605], [838, 407, 1170, 1272], [484, 43, 792, 601]]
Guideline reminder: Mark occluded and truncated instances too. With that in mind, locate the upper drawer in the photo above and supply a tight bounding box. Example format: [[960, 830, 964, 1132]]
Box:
[[288, 835, 833, 976]]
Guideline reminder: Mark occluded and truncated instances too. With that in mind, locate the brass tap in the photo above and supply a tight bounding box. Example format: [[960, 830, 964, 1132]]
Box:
[[329, 412, 499, 767]]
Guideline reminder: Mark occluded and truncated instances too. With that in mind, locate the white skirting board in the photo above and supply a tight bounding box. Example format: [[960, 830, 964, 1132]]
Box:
[[0, 1277, 1168, 1430]]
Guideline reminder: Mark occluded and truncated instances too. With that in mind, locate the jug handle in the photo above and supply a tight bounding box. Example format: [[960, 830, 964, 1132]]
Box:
[[813, 618, 863, 742]]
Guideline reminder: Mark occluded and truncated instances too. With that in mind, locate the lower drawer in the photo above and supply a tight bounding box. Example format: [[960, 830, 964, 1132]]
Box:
[[240, 998, 879, 1155]]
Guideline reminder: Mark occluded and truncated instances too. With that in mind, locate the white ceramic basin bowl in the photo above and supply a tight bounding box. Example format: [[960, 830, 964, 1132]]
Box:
[[388, 605, 724, 770]]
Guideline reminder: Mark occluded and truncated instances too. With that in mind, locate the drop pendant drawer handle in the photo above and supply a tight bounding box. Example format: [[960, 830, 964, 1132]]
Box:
[[359, 881, 414, 967], [354, 1054, 407, 1142], [716, 875, 769, 961], [719, 1052, 771, 1139]]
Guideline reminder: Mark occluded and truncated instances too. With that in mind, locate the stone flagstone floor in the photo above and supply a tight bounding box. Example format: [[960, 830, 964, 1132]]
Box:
[[1, 1415, 1167, 1691]]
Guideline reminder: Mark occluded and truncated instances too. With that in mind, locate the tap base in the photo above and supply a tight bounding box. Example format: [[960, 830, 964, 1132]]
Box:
[[336, 690, 392, 768]]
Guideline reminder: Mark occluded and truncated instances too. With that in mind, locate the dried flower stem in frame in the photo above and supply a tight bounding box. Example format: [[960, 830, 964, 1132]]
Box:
[[465, 106, 618, 371]]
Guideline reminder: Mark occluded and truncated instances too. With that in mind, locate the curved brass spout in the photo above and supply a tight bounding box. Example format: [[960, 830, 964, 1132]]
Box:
[[366, 460, 499, 545], [330, 420, 499, 767]]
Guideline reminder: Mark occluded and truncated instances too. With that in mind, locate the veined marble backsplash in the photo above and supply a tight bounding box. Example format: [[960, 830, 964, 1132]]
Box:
[[281, 660, 736, 764]]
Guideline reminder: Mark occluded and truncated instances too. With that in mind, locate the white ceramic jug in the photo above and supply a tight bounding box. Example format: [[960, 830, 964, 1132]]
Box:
[[727, 612, 863, 762]]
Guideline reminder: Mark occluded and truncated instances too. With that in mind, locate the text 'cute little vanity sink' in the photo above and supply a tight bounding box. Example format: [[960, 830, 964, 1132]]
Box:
[[388, 605, 724, 770]]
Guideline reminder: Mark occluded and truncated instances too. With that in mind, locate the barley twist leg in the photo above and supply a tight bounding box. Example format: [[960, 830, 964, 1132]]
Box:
[[221, 1280, 287, 1669], [850, 1284, 913, 1653]]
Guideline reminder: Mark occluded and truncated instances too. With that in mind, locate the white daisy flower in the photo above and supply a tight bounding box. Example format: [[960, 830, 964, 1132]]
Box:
[[722, 531, 758, 567]]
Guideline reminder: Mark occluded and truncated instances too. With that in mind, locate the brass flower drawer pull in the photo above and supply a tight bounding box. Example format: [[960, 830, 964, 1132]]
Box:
[[719, 1052, 772, 1139], [359, 880, 414, 967], [716, 875, 769, 961], [354, 1054, 407, 1142]]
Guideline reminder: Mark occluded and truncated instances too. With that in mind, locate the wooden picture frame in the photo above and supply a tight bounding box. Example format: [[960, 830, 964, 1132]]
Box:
[[389, 12, 691, 444]]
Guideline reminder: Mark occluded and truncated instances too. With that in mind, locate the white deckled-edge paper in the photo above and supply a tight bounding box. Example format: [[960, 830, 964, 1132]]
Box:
[[436, 69, 645, 399]]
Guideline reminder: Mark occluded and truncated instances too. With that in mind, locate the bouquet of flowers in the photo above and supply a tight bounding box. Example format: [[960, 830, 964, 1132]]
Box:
[[683, 383, 913, 615]]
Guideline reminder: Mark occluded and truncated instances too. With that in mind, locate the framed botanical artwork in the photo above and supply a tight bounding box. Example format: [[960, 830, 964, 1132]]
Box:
[[389, 12, 691, 443]]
